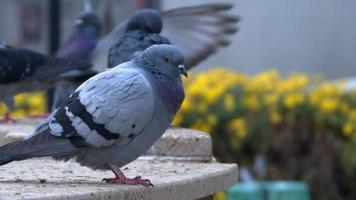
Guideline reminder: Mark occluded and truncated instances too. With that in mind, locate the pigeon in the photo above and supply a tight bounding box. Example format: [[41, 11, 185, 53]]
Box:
[[52, 3, 238, 109], [55, 1, 100, 60], [0, 44, 186, 187], [0, 43, 91, 123], [106, 9, 170, 67], [92, 3, 239, 71], [51, 0, 101, 111]]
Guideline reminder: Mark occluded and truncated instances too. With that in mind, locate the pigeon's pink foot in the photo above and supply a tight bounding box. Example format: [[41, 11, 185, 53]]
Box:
[[102, 165, 154, 187], [0, 112, 16, 123]]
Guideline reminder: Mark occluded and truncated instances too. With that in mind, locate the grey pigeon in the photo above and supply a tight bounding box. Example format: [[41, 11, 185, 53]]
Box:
[[56, 1, 100, 60], [51, 0, 101, 110], [92, 3, 239, 71], [0, 44, 186, 186], [0, 43, 91, 123]]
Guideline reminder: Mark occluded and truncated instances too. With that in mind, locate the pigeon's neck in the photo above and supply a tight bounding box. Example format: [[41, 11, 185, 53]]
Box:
[[56, 32, 97, 59], [154, 77, 185, 114], [134, 58, 184, 113]]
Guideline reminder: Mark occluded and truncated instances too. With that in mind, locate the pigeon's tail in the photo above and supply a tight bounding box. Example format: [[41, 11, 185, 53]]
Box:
[[0, 129, 78, 166]]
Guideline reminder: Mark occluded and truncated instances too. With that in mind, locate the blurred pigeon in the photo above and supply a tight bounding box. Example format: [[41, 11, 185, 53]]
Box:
[[107, 9, 169, 67], [92, 3, 239, 71], [0, 43, 91, 122], [0, 44, 186, 186], [52, 0, 101, 110], [56, 1, 100, 60]]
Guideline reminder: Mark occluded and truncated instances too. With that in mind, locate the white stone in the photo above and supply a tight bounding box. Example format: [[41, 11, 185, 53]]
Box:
[[0, 158, 238, 200], [0, 126, 212, 160]]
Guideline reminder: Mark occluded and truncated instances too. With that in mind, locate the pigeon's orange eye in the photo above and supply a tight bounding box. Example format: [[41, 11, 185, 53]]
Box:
[[163, 56, 169, 63]]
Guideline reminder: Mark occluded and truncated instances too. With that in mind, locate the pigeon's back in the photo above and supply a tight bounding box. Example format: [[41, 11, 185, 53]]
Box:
[[0, 47, 46, 84], [107, 30, 170, 68]]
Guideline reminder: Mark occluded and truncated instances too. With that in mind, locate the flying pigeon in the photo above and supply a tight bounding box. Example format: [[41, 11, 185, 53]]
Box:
[[52, 3, 238, 108], [0, 43, 91, 123], [0, 44, 186, 186], [92, 3, 239, 71], [51, 0, 101, 111]]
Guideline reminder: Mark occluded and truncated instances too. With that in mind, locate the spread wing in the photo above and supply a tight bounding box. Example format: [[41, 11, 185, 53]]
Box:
[[91, 3, 239, 71], [48, 66, 155, 148], [161, 3, 239, 69]]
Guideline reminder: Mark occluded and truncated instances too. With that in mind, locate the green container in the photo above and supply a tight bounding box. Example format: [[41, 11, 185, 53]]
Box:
[[227, 182, 264, 200], [266, 181, 310, 200], [227, 181, 310, 200]]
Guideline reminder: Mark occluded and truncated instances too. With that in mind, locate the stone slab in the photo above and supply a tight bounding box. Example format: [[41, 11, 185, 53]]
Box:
[[0, 125, 212, 160], [0, 158, 238, 200]]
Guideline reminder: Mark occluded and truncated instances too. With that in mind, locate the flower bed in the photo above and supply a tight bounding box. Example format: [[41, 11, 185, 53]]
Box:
[[173, 68, 356, 200]]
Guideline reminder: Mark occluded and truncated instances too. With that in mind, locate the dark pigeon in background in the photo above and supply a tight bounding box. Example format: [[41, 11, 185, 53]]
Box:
[[0, 43, 91, 122], [51, 0, 101, 111], [92, 3, 239, 71], [107, 9, 170, 67]]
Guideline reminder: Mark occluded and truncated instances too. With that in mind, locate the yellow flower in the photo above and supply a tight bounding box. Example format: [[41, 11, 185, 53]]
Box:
[[342, 122, 353, 136], [11, 110, 26, 119], [284, 93, 304, 109], [172, 113, 183, 126], [350, 109, 356, 120], [244, 95, 260, 111], [264, 93, 279, 106], [223, 93, 235, 112], [269, 111, 282, 124], [197, 102, 208, 113], [181, 99, 192, 111], [0, 102, 7, 115], [339, 102, 350, 113], [192, 119, 212, 133], [319, 98, 338, 113], [214, 192, 226, 200], [207, 114, 218, 126], [228, 118, 247, 139]]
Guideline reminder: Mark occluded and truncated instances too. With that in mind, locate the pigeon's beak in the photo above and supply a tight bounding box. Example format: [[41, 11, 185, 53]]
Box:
[[178, 65, 188, 77]]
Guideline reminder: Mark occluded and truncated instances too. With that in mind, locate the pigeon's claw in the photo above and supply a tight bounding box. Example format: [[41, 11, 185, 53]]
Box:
[[0, 112, 16, 123], [103, 165, 154, 187], [102, 176, 154, 187]]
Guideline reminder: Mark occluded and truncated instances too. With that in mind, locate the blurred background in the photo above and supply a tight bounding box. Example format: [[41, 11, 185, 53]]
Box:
[[2, 0, 356, 200]]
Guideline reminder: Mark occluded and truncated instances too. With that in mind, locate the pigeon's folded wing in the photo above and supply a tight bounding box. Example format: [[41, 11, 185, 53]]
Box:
[[161, 3, 239, 69], [48, 67, 155, 148]]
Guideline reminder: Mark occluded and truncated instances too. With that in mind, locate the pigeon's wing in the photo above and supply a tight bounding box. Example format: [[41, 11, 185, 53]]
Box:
[[48, 65, 155, 148], [91, 3, 239, 70], [161, 3, 239, 69], [32, 57, 92, 81], [90, 20, 128, 72]]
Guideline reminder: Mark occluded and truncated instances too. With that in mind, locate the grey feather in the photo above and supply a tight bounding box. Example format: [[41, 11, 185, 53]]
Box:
[[0, 129, 78, 165]]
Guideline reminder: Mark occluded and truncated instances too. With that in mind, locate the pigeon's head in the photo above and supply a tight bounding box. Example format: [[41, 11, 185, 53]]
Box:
[[136, 44, 187, 80], [75, 11, 101, 36], [126, 9, 162, 33]]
